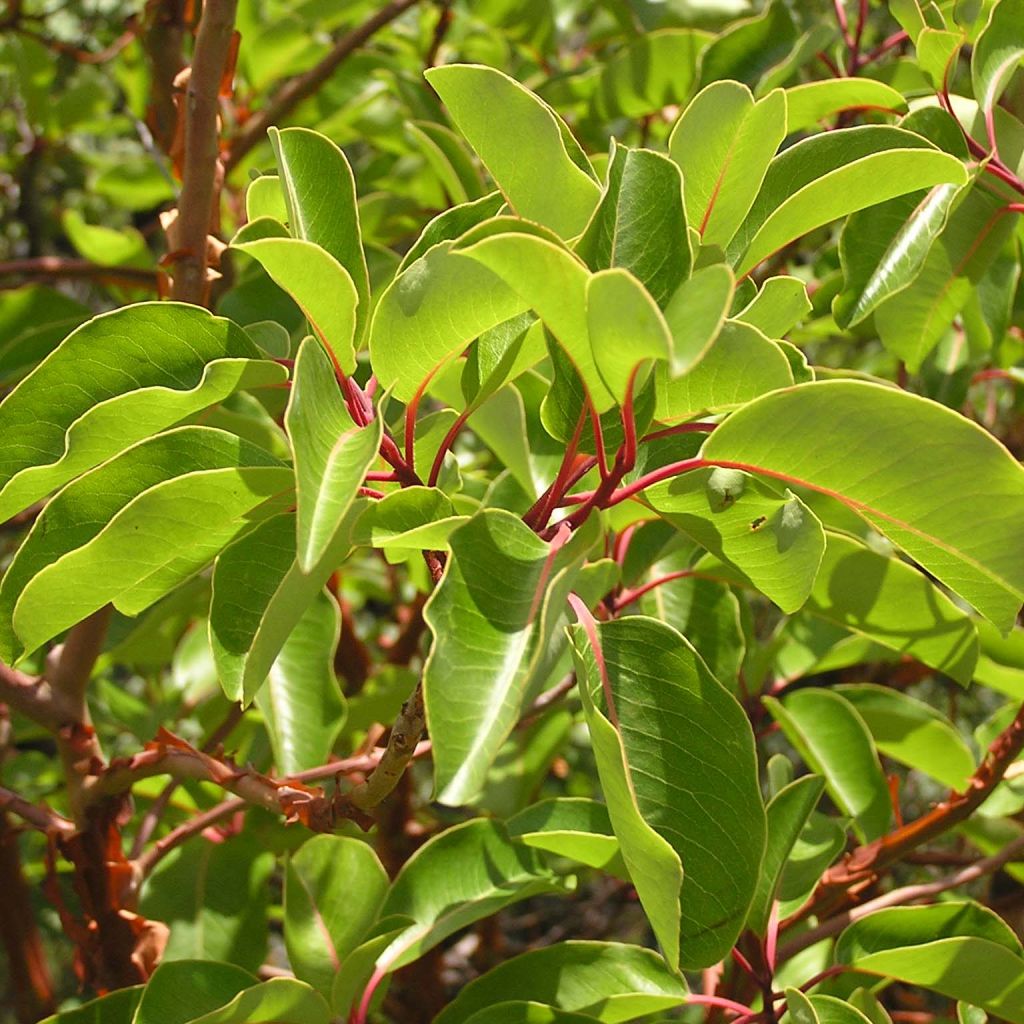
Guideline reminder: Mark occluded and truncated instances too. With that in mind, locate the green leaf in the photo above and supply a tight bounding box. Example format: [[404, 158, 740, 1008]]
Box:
[[802, 531, 979, 685], [378, 819, 568, 972], [728, 127, 969, 276], [133, 960, 256, 1024], [746, 775, 824, 934], [0, 427, 292, 663], [836, 904, 1024, 1022], [369, 234, 527, 402], [735, 276, 811, 338], [286, 337, 382, 571], [232, 239, 358, 373], [763, 689, 891, 842], [425, 65, 599, 238], [284, 835, 388, 995], [696, 3, 798, 90], [269, 127, 371, 344], [506, 797, 621, 870], [835, 684, 976, 789], [809, 996, 876, 1024], [406, 120, 486, 205], [779, 809, 847, 907], [874, 184, 1020, 369], [569, 615, 765, 969], [399, 193, 506, 272], [576, 144, 690, 307], [660, 263, 734, 376], [245, 175, 288, 222], [40, 989, 141, 1024], [330, 918, 412, 1016], [210, 507, 362, 705], [669, 82, 786, 251], [62, 209, 148, 268], [256, 590, 345, 773], [971, 0, 1024, 112], [464, 1005, 601, 1024], [184, 979, 331, 1024], [786, 988, 820, 1024], [354, 487, 467, 554], [834, 183, 963, 328], [0, 302, 285, 523], [434, 942, 688, 1024], [701, 380, 1024, 631], [784, 80, 907, 133], [594, 29, 710, 119], [646, 468, 825, 614], [424, 510, 598, 805], [654, 320, 794, 422]]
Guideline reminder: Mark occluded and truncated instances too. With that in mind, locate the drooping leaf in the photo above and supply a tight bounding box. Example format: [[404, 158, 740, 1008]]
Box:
[[377, 819, 568, 972], [569, 615, 765, 969], [284, 835, 388, 995], [231, 239, 358, 373], [425, 64, 600, 238], [434, 942, 688, 1024], [668, 82, 786, 250], [424, 510, 599, 805], [728, 127, 969, 276], [763, 689, 891, 842], [286, 337, 382, 571], [576, 144, 690, 307], [269, 127, 371, 344], [0, 302, 285, 523], [701, 380, 1024, 631], [0, 427, 292, 662]]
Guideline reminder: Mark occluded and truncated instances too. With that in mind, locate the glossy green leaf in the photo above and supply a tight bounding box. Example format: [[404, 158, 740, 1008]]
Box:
[[835, 683, 975, 789], [576, 144, 690, 307], [735, 276, 811, 338], [835, 183, 963, 328], [701, 380, 1024, 631], [434, 942, 688, 1024], [0, 427, 291, 662], [255, 590, 345, 773], [972, 0, 1024, 112], [655, 320, 794, 422], [424, 510, 598, 804], [0, 302, 285, 524], [729, 127, 969, 276], [570, 615, 765, 969], [133, 960, 256, 1024], [506, 797, 621, 870], [747, 775, 824, 934], [669, 82, 786, 250], [284, 835, 388, 995], [378, 819, 567, 972], [232, 239, 358, 373], [286, 337, 382, 571], [661, 264, 734, 375], [785, 80, 907, 133], [646, 468, 825, 614], [764, 689, 891, 842], [185, 979, 331, 1024], [426, 64, 599, 238], [269, 127, 371, 344]]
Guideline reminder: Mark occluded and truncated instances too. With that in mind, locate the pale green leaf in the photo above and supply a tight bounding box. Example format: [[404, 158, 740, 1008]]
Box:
[[784, 80, 907, 133], [971, 0, 1024, 112]]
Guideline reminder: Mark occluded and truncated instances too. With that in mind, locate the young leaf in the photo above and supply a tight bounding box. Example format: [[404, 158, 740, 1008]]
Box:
[[728, 127, 969, 276], [0, 302, 285, 523], [763, 689, 891, 842], [425, 64, 600, 238], [256, 590, 346, 774], [668, 82, 786, 250], [423, 511, 599, 805], [284, 835, 388, 995], [285, 337, 382, 571], [0, 427, 292, 663], [434, 942, 688, 1024], [378, 819, 568, 972], [569, 614, 765, 969], [231, 239, 358, 373], [701, 380, 1024, 631], [269, 127, 371, 344]]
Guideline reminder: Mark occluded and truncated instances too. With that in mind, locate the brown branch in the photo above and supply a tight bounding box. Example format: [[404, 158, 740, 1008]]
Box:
[[0, 661, 66, 732], [139, 0, 188, 154], [168, 0, 238, 304], [780, 832, 1024, 960], [0, 257, 159, 290], [793, 699, 1024, 923], [0, 786, 75, 836], [224, 0, 421, 172]]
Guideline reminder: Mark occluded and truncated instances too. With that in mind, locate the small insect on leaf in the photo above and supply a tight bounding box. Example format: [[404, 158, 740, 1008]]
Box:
[[750, 515, 768, 531]]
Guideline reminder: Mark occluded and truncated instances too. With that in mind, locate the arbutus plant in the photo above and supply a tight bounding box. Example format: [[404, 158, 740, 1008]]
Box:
[[1, 1, 1024, 1023]]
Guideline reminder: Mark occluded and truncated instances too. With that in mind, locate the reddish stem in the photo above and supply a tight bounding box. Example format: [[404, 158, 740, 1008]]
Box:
[[427, 406, 471, 487]]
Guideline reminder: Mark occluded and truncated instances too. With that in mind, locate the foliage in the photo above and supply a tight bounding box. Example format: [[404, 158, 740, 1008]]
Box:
[[1, 1, 1024, 1024]]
